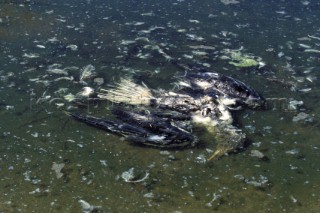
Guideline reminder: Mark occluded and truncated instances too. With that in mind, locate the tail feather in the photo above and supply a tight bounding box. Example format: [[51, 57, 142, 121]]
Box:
[[98, 78, 154, 105]]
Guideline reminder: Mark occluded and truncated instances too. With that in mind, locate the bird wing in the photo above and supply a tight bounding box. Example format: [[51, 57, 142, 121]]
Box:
[[68, 107, 197, 148]]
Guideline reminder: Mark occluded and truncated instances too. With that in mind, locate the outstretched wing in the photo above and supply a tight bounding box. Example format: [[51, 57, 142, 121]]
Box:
[[68, 108, 197, 148]]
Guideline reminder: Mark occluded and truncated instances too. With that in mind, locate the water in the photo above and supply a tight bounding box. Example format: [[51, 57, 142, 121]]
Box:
[[0, 0, 320, 212]]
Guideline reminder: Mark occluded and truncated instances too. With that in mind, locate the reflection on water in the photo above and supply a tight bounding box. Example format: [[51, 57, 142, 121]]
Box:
[[0, 0, 320, 212]]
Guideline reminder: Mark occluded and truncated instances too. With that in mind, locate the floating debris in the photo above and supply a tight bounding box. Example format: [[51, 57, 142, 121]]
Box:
[[46, 64, 69, 75], [159, 150, 170, 155], [205, 193, 221, 207], [220, 0, 240, 5], [54, 76, 74, 82], [48, 37, 59, 42], [192, 50, 208, 56], [121, 168, 149, 183], [221, 48, 264, 68], [306, 75, 317, 83], [301, 1, 310, 5], [189, 19, 200, 24], [55, 103, 65, 108], [45, 10, 54, 14], [299, 88, 312, 93], [244, 125, 256, 133], [245, 175, 269, 188], [99, 160, 108, 166], [141, 12, 154, 16], [304, 49, 320, 53], [29, 188, 41, 195], [36, 44, 46, 49], [177, 28, 186, 33], [93, 77, 104, 85], [76, 87, 94, 98], [289, 195, 301, 204], [51, 162, 65, 179], [288, 100, 303, 111], [156, 46, 173, 60], [195, 154, 207, 164], [121, 168, 136, 182], [186, 34, 205, 41], [234, 174, 270, 188], [143, 192, 155, 198], [188, 45, 216, 50], [120, 40, 136, 45], [29, 78, 50, 86], [202, 63, 211, 68], [182, 54, 193, 59], [297, 37, 311, 41], [5, 105, 14, 110], [66, 44, 78, 51], [23, 53, 40, 58], [292, 112, 313, 122], [54, 88, 68, 95], [47, 68, 69, 76], [250, 150, 265, 159], [31, 132, 39, 138], [80, 64, 96, 82], [63, 93, 76, 102], [36, 92, 51, 104], [139, 26, 165, 34], [63, 90, 92, 102], [78, 199, 102, 213], [285, 149, 299, 155], [125, 21, 145, 26], [298, 43, 312, 49], [308, 34, 320, 40]]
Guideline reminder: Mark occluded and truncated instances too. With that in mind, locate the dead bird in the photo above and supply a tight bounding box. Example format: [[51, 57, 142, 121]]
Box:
[[67, 41, 264, 160], [68, 72, 258, 160]]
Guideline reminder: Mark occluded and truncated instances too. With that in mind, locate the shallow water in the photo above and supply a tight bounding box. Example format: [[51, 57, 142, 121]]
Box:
[[0, 0, 320, 212]]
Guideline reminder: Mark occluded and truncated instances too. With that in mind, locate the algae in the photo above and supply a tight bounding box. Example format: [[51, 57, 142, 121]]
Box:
[[221, 48, 263, 68]]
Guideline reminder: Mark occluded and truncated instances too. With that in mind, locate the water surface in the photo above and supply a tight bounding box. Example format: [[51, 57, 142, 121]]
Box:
[[0, 0, 320, 212]]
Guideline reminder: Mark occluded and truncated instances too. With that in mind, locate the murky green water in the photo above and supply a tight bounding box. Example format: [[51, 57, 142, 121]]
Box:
[[1, 0, 320, 212]]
